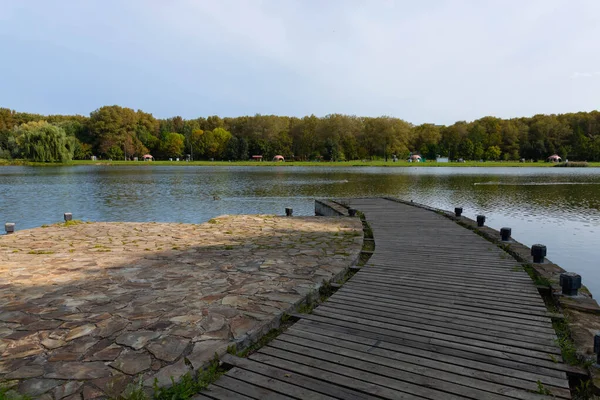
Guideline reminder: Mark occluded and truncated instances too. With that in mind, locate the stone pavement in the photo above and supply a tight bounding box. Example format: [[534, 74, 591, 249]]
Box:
[[0, 215, 362, 399]]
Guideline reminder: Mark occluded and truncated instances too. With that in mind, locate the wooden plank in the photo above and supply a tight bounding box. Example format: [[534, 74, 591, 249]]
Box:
[[358, 263, 535, 282], [337, 284, 547, 320], [250, 352, 426, 400], [189, 393, 216, 400], [342, 278, 547, 312], [222, 354, 378, 400], [310, 308, 561, 357], [340, 279, 544, 309], [227, 368, 338, 400], [316, 302, 558, 347], [355, 264, 539, 285], [340, 275, 546, 309], [327, 293, 558, 338], [337, 286, 554, 327], [294, 315, 568, 371], [289, 323, 569, 386], [197, 385, 254, 400], [258, 346, 470, 400], [360, 264, 534, 283], [212, 374, 294, 400], [264, 340, 549, 400], [329, 290, 555, 336], [277, 330, 571, 399], [346, 275, 544, 303], [352, 271, 540, 295]]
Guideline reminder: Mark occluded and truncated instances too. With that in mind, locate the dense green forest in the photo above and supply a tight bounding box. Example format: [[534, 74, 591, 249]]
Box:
[[1, 106, 599, 162]]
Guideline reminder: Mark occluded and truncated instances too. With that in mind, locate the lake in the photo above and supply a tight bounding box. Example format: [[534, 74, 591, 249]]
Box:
[[2, 165, 599, 297]]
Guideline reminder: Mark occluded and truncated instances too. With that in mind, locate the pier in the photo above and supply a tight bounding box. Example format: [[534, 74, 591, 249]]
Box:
[[200, 198, 573, 399]]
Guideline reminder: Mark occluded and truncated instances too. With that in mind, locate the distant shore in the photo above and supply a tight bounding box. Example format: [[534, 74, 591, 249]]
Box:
[[1, 159, 599, 168]]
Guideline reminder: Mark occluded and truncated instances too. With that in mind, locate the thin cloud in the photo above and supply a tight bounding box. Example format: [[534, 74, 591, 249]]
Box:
[[570, 71, 600, 79], [1, 0, 600, 124]]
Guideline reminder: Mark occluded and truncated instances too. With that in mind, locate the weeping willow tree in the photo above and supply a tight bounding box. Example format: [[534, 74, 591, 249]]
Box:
[[13, 121, 75, 162]]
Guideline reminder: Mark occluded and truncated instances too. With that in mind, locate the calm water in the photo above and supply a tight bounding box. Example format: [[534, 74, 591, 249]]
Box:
[[2, 165, 599, 296]]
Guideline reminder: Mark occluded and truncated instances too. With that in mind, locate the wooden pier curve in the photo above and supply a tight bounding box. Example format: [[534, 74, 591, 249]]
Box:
[[197, 198, 572, 399]]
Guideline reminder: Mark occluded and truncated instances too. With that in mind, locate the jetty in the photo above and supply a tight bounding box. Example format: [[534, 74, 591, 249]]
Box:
[[0, 216, 362, 398], [200, 198, 573, 399]]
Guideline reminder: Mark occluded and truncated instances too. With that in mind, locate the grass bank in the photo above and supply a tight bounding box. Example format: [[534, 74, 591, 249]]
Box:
[[2, 159, 600, 168]]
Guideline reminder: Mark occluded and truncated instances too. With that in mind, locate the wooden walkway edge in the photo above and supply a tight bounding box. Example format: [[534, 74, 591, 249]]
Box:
[[196, 198, 571, 399]]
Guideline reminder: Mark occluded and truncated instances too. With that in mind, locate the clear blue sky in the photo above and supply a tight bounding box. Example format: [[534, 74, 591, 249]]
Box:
[[1, 0, 599, 124]]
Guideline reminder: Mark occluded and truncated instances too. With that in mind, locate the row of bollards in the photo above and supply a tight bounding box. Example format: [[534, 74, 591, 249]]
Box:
[[5, 213, 74, 234], [454, 206, 582, 297]]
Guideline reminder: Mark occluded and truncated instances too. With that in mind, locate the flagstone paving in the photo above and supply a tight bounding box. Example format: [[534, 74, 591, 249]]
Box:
[[0, 215, 362, 399]]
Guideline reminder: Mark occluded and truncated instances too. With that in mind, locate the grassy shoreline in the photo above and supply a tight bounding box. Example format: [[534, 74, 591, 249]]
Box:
[[1, 159, 599, 168]]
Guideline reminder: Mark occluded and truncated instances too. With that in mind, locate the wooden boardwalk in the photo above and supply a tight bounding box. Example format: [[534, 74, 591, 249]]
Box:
[[196, 198, 571, 399]]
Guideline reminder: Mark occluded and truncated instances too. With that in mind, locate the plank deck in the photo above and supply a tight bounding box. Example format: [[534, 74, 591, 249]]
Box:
[[200, 198, 571, 399]]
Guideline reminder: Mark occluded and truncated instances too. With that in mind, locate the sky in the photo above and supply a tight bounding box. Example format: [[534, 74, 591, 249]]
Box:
[[0, 0, 599, 125]]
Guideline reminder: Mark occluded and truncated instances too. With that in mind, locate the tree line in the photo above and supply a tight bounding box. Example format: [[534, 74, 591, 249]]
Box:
[[1, 105, 599, 162]]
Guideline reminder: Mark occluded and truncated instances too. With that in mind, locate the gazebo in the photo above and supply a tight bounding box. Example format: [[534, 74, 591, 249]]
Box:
[[409, 154, 422, 162], [273, 155, 285, 162], [142, 154, 154, 161], [547, 154, 562, 163]]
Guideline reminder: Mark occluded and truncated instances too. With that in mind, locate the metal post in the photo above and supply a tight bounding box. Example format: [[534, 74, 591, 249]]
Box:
[[560, 272, 581, 296], [531, 244, 547, 263], [476, 215, 485, 227]]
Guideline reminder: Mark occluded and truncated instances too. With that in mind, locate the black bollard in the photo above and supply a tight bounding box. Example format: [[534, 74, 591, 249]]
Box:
[[560, 272, 582, 296], [454, 207, 463, 217], [348, 208, 357, 217], [500, 227, 511, 241], [5, 223, 15, 234], [64, 212, 73, 222], [285, 208, 293, 217], [476, 215, 485, 227], [531, 244, 547, 263], [594, 332, 600, 365]]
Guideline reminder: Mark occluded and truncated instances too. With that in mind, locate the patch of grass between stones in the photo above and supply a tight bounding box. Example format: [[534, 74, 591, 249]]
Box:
[[26, 250, 54, 255], [116, 357, 227, 400], [522, 263, 552, 287], [62, 219, 85, 227], [0, 386, 32, 400], [153, 357, 225, 400], [363, 239, 375, 252]]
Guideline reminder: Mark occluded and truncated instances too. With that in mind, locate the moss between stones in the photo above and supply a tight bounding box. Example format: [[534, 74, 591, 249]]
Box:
[[115, 357, 226, 400]]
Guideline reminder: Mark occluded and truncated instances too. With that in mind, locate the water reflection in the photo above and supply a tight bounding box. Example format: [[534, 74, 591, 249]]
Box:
[[1, 165, 599, 296]]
